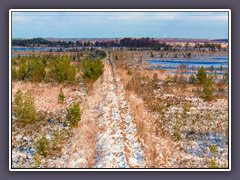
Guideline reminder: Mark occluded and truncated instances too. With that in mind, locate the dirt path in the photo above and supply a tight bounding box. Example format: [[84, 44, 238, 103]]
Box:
[[95, 53, 145, 168], [57, 53, 145, 168], [95, 52, 145, 168], [56, 77, 101, 168]]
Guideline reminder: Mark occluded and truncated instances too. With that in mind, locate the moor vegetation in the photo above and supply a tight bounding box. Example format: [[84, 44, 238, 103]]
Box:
[[81, 59, 104, 81], [12, 50, 106, 83], [116, 50, 228, 168], [12, 48, 228, 168], [12, 50, 106, 168], [13, 90, 38, 125]]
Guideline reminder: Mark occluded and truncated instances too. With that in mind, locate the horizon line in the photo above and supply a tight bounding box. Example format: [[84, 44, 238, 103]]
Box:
[[12, 37, 229, 40]]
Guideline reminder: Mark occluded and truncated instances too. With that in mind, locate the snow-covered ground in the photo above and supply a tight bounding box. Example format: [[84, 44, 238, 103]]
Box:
[[95, 58, 145, 168]]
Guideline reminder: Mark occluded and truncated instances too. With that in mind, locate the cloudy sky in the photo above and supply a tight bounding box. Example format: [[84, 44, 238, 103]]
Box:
[[12, 11, 229, 39]]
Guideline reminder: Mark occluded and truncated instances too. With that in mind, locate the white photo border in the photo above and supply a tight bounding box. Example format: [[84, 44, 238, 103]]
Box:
[[9, 9, 231, 171]]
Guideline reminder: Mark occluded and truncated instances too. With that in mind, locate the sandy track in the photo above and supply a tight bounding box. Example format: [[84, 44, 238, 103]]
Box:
[[55, 71, 103, 168], [95, 54, 145, 168], [56, 53, 145, 168]]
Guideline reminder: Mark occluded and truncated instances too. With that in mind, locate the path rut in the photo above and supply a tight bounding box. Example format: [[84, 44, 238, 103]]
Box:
[[95, 53, 145, 168], [57, 52, 145, 168]]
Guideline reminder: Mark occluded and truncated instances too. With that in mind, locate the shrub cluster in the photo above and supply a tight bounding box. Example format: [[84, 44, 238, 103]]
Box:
[[13, 57, 46, 82], [67, 103, 82, 127], [36, 135, 50, 158], [48, 55, 76, 83], [173, 123, 181, 141], [13, 55, 77, 83], [194, 66, 215, 101], [13, 53, 106, 83], [223, 72, 228, 82], [201, 76, 214, 101], [89, 49, 107, 59], [196, 66, 207, 85], [13, 90, 38, 125], [28, 59, 46, 82], [58, 88, 65, 104], [81, 59, 104, 81]]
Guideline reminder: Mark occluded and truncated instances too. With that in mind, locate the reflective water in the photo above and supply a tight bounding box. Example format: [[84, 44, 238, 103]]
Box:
[[12, 47, 60, 52], [147, 55, 229, 74]]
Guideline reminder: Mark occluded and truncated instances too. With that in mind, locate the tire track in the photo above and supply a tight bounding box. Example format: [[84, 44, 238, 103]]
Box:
[[95, 53, 145, 168]]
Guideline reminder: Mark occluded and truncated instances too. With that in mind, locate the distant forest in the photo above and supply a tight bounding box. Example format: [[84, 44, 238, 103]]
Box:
[[12, 38, 226, 51]]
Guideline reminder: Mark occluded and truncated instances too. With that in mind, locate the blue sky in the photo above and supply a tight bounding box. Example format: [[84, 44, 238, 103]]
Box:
[[12, 11, 229, 39]]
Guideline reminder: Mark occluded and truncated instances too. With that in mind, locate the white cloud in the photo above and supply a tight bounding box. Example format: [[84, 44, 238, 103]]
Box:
[[12, 11, 228, 39], [12, 11, 228, 23]]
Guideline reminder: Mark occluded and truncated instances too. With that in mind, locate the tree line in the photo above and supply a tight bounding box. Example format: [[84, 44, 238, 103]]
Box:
[[12, 38, 227, 51]]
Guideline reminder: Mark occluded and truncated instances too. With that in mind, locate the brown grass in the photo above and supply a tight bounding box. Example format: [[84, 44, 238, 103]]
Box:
[[12, 81, 86, 112], [117, 62, 177, 168], [59, 75, 103, 168]]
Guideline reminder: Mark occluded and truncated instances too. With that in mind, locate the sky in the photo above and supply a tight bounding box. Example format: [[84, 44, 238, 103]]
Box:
[[12, 11, 229, 39]]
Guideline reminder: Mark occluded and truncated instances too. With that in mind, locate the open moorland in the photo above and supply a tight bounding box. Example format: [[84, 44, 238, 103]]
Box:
[[12, 46, 229, 168]]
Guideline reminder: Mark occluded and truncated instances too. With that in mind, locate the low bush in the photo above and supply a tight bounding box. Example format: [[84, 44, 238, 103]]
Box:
[[189, 74, 197, 84], [17, 59, 28, 80], [202, 77, 214, 101], [127, 68, 133, 75], [52, 130, 65, 155], [173, 123, 181, 142], [13, 90, 38, 125], [196, 66, 207, 85], [81, 59, 104, 81], [151, 104, 166, 115], [152, 73, 158, 82], [48, 56, 76, 83], [67, 103, 82, 127], [223, 72, 228, 83], [186, 52, 192, 58], [33, 154, 41, 167], [209, 145, 218, 154], [27, 59, 46, 82], [182, 102, 191, 115], [163, 78, 171, 86], [12, 66, 17, 80], [37, 135, 50, 158], [208, 160, 219, 168], [58, 88, 65, 104]]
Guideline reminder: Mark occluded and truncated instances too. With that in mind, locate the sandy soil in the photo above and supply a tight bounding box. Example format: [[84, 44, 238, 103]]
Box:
[[12, 82, 86, 112]]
